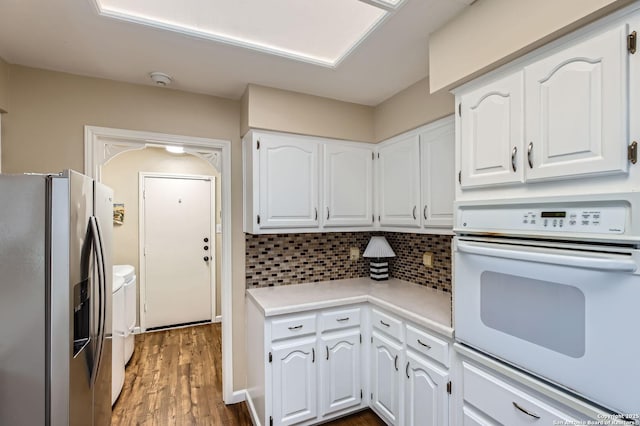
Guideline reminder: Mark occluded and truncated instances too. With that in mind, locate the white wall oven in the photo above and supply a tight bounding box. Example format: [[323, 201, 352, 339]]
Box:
[[454, 197, 640, 416]]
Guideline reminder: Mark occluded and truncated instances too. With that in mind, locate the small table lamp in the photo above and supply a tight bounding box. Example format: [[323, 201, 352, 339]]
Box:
[[363, 236, 396, 281]]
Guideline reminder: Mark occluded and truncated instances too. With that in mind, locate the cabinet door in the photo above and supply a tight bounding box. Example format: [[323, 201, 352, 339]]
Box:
[[525, 23, 629, 182], [420, 119, 455, 227], [324, 144, 373, 227], [459, 71, 524, 188], [371, 331, 403, 425], [271, 338, 317, 426], [404, 351, 449, 426], [319, 329, 362, 416], [258, 134, 319, 228], [378, 135, 421, 227]]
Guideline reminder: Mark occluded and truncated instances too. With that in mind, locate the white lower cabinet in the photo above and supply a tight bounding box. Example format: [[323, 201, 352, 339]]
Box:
[[371, 331, 403, 425], [404, 351, 449, 426], [319, 329, 362, 416]]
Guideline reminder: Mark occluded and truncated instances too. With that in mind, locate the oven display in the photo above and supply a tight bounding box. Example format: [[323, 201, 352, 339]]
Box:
[[541, 211, 566, 218]]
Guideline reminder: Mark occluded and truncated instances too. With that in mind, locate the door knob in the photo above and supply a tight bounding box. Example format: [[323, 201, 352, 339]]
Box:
[[203, 256, 209, 261], [204, 237, 209, 243], [204, 245, 209, 251]]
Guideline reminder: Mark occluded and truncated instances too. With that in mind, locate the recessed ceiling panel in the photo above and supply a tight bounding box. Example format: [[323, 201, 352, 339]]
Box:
[[94, 0, 393, 67]]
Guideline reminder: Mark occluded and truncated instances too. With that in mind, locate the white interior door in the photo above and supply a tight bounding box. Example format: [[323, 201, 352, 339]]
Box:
[[142, 174, 215, 329]]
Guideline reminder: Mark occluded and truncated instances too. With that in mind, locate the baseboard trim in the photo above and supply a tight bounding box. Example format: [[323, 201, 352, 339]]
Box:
[[226, 389, 247, 405], [245, 390, 261, 426], [213, 315, 222, 323]]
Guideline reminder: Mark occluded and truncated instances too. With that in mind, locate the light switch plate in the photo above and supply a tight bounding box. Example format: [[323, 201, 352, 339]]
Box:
[[350, 247, 360, 261], [423, 252, 433, 268]]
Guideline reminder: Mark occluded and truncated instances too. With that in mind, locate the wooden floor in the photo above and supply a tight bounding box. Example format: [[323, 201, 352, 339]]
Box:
[[112, 323, 385, 425]]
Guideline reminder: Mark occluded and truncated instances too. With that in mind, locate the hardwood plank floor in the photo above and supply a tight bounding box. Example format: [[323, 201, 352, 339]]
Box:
[[112, 323, 384, 425]]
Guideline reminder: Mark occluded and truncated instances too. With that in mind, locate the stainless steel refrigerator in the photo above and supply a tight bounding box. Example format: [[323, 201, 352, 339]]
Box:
[[0, 170, 113, 425]]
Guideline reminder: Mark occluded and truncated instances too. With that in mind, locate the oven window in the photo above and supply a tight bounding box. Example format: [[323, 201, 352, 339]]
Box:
[[480, 271, 585, 358]]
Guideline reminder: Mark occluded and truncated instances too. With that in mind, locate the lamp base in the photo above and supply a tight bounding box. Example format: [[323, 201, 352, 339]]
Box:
[[369, 260, 389, 281]]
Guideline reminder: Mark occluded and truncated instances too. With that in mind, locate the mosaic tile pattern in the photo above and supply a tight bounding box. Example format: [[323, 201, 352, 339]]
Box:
[[245, 232, 453, 292]]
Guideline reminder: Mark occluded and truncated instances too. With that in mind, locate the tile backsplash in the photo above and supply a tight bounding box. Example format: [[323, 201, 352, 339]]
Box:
[[245, 232, 452, 292]]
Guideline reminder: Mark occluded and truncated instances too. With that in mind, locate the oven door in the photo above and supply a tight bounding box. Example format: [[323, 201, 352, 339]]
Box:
[[454, 237, 640, 414]]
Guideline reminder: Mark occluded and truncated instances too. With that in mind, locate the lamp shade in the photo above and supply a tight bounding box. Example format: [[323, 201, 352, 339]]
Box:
[[363, 236, 396, 258]]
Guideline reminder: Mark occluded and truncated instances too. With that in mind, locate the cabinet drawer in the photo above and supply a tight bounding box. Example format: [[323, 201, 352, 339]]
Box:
[[405, 324, 449, 367], [271, 314, 316, 341], [371, 308, 403, 341], [320, 307, 361, 332], [462, 362, 579, 425]]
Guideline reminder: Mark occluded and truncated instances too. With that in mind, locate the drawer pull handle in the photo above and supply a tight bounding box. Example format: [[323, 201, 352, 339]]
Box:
[[512, 402, 540, 419], [336, 317, 350, 322], [380, 320, 390, 327], [417, 339, 432, 349], [288, 325, 303, 330], [394, 355, 398, 371], [405, 361, 410, 378]]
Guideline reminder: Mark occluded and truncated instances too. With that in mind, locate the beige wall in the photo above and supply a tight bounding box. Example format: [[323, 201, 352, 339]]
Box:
[[2, 65, 248, 391], [102, 147, 222, 324], [373, 78, 454, 142], [0, 57, 8, 112], [243, 84, 375, 142], [429, 0, 633, 92]]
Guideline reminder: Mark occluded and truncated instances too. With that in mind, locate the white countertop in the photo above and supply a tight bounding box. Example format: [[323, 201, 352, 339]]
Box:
[[246, 277, 453, 338]]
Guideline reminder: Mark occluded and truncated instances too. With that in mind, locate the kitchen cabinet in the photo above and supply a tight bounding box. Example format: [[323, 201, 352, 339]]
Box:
[[456, 21, 632, 190], [370, 330, 403, 425], [271, 337, 318, 426], [377, 134, 421, 227], [319, 329, 362, 416], [323, 143, 374, 227], [420, 117, 455, 227], [404, 351, 449, 426]]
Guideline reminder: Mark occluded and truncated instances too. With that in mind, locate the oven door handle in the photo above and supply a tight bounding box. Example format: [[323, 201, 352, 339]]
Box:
[[457, 241, 637, 272]]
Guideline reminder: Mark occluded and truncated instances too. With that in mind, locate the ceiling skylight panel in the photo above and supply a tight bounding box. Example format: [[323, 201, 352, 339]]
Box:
[[94, 0, 395, 67]]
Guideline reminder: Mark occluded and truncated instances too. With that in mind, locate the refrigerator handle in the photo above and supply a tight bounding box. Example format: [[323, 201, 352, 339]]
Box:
[[89, 216, 106, 386]]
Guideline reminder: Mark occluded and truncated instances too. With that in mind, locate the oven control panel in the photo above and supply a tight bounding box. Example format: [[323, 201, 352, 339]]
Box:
[[459, 205, 627, 235]]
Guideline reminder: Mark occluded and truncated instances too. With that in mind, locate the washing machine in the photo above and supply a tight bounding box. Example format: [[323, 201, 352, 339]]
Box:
[[113, 264, 136, 363], [112, 275, 125, 405]]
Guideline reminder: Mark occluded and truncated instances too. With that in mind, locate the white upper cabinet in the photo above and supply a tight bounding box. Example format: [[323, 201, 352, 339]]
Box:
[[378, 135, 422, 227], [420, 118, 455, 227], [258, 134, 319, 229], [323, 144, 373, 227], [459, 71, 524, 188], [524, 23, 629, 182]]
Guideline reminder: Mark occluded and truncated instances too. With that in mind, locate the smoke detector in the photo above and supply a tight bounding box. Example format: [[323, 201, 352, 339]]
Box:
[[149, 72, 172, 87]]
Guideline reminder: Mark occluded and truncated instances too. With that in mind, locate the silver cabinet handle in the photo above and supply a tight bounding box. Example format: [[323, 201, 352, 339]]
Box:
[[412, 206, 417, 220], [288, 325, 303, 330], [314, 208, 318, 220], [513, 402, 540, 419], [527, 142, 534, 169], [417, 339, 432, 349], [380, 320, 390, 327], [511, 146, 517, 172], [336, 317, 350, 322], [312, 347, 315, 363], [405, 361, 410, 378], [327, 207, 330, 220], [394, 355, 398, 371], [326, 346, 329, 360], [423, 205, 428, 220]]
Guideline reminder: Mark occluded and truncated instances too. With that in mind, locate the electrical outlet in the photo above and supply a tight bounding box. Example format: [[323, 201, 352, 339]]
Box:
[[423, 252, 433, 268], [350, 247, 360, 261]]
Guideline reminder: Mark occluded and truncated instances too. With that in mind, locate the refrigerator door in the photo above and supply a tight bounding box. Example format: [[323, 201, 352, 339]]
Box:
[[0, 175, 48, 425], [93, 181, 113, 426]]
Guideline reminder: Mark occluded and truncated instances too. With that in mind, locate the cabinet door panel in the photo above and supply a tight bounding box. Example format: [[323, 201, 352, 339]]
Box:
[[324, 144, 373, 227], [459, 72, 524, 188], [371, 331, 402, 425], [378, 136, 421, 227], [271, 338, 317, 425], [405, 351, 449, 426], [319, 330, 361, 416], [525, 23, 629, 182], [259, 135, 319, 228], [421, 120, 454, 227]]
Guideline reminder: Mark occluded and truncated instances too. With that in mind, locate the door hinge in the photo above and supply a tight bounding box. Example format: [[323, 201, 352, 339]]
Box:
[[372, 152, 375, 160], [377, 152, 380, 159], [628, 31, 637, 54], [269, 416, 273, 426], [268, 352, 272, 363], [458, 103, 462, 117], [257, 139, 261, 150], [447, 381, 452, 394], [257, 214, 261, 225], [629, 141, 637, 164], [458, 171, 462, 184]]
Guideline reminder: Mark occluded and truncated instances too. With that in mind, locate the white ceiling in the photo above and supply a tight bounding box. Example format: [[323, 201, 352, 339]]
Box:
[[0, 0, 467, 106]]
